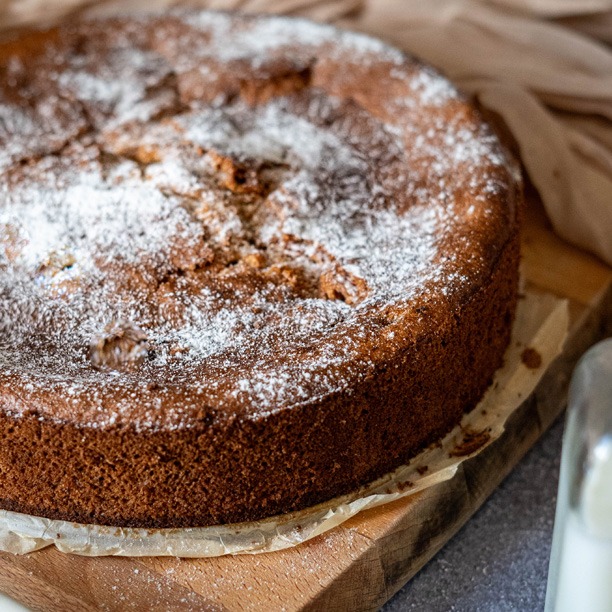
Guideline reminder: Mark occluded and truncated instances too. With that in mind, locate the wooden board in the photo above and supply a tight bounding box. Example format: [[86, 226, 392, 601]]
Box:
[[1, 196, 611, 612]]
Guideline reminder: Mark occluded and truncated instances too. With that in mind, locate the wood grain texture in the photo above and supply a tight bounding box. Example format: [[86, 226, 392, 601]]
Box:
[[0, 198, 611, 612]]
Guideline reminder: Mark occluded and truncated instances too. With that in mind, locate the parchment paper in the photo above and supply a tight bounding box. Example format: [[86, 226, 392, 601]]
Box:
[[0, 290, 569, 557]]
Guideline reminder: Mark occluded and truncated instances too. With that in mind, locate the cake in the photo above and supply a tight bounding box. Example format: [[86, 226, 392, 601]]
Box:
[[0, 11, 522, 528]]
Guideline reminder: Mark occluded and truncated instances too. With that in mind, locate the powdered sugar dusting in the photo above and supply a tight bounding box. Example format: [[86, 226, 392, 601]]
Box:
[[0, 11, 517, 430], [185, 10, 404, 65]]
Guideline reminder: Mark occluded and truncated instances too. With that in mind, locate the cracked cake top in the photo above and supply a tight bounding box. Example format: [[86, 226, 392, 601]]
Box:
[[0, 11, 518, 430]]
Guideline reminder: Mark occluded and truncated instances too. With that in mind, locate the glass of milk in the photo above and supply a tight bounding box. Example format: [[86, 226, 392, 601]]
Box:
[[546, 338, 612, 612]]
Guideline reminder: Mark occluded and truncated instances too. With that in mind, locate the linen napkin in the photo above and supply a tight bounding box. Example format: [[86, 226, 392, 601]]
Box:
[[1, 0, 611, 265]]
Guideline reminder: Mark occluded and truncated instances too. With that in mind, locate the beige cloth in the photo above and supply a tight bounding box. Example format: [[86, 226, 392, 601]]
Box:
[[2, 0, 612, 265]]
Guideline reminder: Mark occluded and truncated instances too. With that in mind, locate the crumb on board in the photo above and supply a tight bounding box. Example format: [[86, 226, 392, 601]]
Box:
[[521, 347, 542, 369]]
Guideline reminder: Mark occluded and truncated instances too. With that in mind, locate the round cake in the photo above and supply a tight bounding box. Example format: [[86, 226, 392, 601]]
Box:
[[0, 11, 522, 528]]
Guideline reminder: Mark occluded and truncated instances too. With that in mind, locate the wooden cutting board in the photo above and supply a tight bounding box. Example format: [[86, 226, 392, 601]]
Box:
[[1, 197, 611, 612]]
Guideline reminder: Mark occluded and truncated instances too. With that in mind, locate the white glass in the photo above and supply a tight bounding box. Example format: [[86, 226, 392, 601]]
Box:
[[546, 338, 612, 612], [0, 594, 29, 612]]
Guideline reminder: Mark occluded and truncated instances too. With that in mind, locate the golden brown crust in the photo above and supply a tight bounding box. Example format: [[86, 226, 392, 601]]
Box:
[[0, 11, 522, 527]]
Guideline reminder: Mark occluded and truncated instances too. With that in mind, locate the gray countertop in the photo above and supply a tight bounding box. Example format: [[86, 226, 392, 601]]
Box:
[[384, 414, 564, 612]]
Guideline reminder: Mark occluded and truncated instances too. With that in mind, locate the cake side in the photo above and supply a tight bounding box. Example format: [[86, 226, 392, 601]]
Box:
[[0, 11, 522, 528], [0, 223, 520, 528]]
